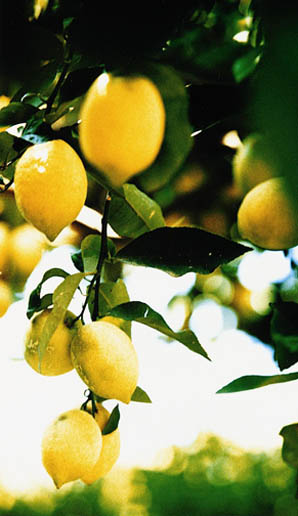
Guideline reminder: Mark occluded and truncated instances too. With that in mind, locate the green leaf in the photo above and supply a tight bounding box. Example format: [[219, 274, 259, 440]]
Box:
[[131, 386, 152, 403], [37, 272, 86, 369], [0, 133, 26, 171], [280, 423, 298, 469], [216, 372, 298, 394], [27, 267, 70, 319], [102, 404, 120, 435], [71, 250, 84, 272], [0, 102, 37, 127], [232, 48, 261, 83], [136, 63, 194, 193], [116, 226, 251, 276], [270, 301, 298, 371], [106, 301, 210, 360], [109, 184, 165, 238], [89, 279, 131, 336], [81, 234, 116, 273]]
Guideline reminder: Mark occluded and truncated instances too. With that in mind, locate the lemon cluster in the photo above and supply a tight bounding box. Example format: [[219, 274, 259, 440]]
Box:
[[24, 310, 139, 487], [233, 135, 298, 250], [42, 404, 120, 488]]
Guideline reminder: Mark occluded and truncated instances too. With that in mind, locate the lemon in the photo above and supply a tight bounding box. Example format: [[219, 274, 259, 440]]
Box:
[[232, 134, 278, 195], [14, 140, 88, 241], [24, 309, 81, 376], [237, 177, 298, 250], [0, 280, 12, 317], [42, 408, 102, 488], [79, 73, 166, 187], [81, 403, 120, 484], [0, 221, 10, 275], [0, 95, 10, 132], [8, 223, 47, 278], [71, 321, 139, 404]]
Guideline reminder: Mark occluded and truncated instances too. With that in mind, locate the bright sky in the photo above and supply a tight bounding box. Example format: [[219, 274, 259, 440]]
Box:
[[0, 245, 297, 496]]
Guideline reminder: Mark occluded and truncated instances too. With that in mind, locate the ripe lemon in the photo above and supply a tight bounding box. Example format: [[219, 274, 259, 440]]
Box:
[[24, 309, 81, 376], [237, 177, 298, 250], [0, 221, 10, 274], [0, 279, 12, 316], [232, 134, 278, 195], [79, 73, 166, 187], [71, 320, 139, 404], [8, 223, 47, 278], [42, 408, 102, 488], [14, 140, 88, 241], [0, 95, 10, 132], [81, 403, 120, 484]]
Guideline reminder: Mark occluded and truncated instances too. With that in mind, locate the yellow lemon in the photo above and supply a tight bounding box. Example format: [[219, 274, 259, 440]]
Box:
[[0, 95, 10, 132], [0, 221, 10, 275], [81, 403, 120, 484], [233, 134, 278, 195], [237, 177, 298, 250], [14, 139, 88, 241], [71, 321, 139, 404], [8, 223, 47, 278], [24, 309, 81, 376], [0, 280, 12, 317], [42, 408, 102, 488], [79, 73, 166, 187]]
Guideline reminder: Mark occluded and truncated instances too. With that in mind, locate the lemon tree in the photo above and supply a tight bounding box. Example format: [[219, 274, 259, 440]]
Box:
[[2, 0, 298, 495]]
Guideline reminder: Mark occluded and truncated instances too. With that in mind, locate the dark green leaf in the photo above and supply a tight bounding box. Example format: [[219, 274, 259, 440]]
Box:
[[71, 250, 84, 272], [280, 423, 298, 469], [102, 405, 120, 435], [217, 372, 298, 394], [116, 227, 251, 276], [109, 184, 165, 238], [0, 133, 26, 170], [81, 234, 116, 273], [0, 102, 37, 127], [131, 386, 152, 403], [106, 301, 210, 360], [136, 63, 193, 193], [27, 268, 70, 319], [271, 302, 298, 371]]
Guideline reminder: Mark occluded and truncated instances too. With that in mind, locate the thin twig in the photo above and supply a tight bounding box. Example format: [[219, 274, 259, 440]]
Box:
[[92, 192, 111, 321]]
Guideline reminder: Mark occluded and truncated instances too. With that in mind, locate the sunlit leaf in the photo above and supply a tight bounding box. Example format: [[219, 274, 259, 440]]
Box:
[[81, 234, 116, 273], [36, 272, 86, 369], [106, 301, 210, 360], [217, 372, 298, 394], [89, 279, 131, 336], [131, 386, 152, 403], [109, 184, 165, 238], [116, 226, 251, 276], [27, 267, 70, 319]]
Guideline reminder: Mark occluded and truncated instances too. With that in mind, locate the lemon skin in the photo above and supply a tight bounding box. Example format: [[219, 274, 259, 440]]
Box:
[[8, 223, 47, 278], [0, 280, 12, 317], [42, 409, 102, 488], [81, 404, 120, 484], [71, 321, 139, 404], [25, 309, 81, 376], [79, 73, 166, 187], [237, 177, 298, 250], [233, 134, 278, 195], [14, 140, 88, 241]]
